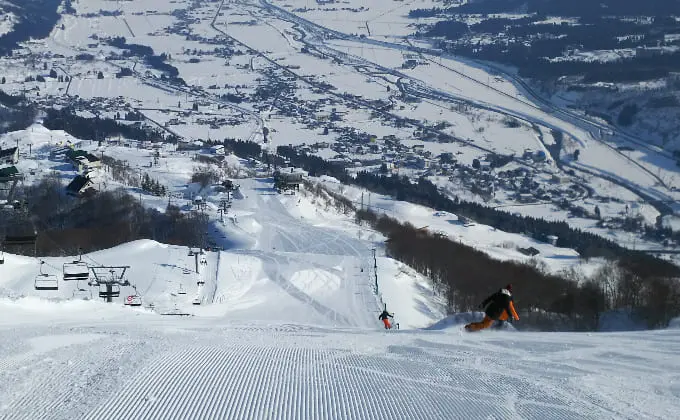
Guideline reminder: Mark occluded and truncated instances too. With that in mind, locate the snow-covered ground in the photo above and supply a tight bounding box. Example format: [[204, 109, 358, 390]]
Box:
[[2, 308, 679, 420], [0, 124, 678, 418], [0, 2, 679, 414], [0, 11, 16, 37]]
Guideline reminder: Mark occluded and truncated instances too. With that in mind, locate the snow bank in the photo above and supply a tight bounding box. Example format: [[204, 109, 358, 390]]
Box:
[[425, 312, 517, 331], [0, 296, 152, 321], [598, 310, 647, 332], [377, 258, 446, 329], [425, 312, 478, 330], [668, 317, 680, 329]]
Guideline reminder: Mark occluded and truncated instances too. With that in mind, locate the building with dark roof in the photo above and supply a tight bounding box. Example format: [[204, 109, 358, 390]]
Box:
[[66, 175, 95, 197], [0, 147, 19, 165]]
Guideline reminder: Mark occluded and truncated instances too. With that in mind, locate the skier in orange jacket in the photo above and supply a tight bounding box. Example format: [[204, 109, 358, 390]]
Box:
[[378, 309, 394, 329], [465, 284, 519, 332]]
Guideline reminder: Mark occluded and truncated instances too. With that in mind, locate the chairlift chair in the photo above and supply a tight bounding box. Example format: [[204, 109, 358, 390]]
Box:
[[192, 297, 201, 305], [177, 284, 187, 295], [125, 295, 143, 306], [124, 286, 143, 307], [72, 284, 92, 300], [34, 261, 58, 291], [63, 261, 89, 281]]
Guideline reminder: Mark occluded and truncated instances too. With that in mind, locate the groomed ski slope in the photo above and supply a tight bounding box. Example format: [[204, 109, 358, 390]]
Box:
[[0, 313, 678, 420], [0, 179, 679, 419]]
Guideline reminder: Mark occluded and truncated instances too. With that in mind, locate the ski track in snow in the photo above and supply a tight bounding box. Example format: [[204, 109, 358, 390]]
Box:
[[0, 321, 676, 420]]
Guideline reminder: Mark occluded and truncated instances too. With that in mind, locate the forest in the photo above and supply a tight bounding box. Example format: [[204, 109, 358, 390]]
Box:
[[0, 91, 35, 134], [2, 174, 208, 256], [0, 0, 63, 56], [355, 207, 680, 331], [410, 1, 680, 82], [42, 108, 178, 143], [107, 37, 183, 82]]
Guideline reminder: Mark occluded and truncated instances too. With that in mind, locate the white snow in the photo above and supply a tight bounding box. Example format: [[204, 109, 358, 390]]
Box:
[[0, 11, 15, 37], [0, 126, 676, 418], [0, 1, 678, 417]]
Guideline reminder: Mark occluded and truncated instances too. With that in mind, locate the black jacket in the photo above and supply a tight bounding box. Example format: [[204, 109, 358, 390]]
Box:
[[378, 311, 393, 320], [481, 289, 514, 320]]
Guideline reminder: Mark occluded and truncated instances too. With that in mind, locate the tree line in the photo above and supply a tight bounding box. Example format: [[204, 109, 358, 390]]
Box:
[[42, 108, 177, 143], [304, 178, 679, 330], [3, 174, 207, 256], [269, 144, 680, 279], [0, 90, 35, 133], [410, 3, 680, 83], [353, 206, 680, 330], [413, 0, 680, 17], [107, 36, 183, 83]]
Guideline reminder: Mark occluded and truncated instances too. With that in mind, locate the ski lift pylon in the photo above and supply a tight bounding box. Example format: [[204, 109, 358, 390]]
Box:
[[98, 283, 120, 299]]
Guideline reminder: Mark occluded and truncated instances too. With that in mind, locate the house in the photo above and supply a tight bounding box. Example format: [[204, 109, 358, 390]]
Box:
[[66, 175, 95, 197], [551, 174, 568, 184], [0, 147, 19, 165], [518, 193, 535, 203], [459, 216, 476, 227], [209, 144, 225, 155], [518, 246, 540, 257], [0, 166, 20, 180], [273, 168, 305, 192], [66, 150, 101, 172]]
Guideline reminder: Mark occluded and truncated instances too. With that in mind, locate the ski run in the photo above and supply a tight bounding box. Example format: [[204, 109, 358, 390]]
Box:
[[0, 169, 678, 419]]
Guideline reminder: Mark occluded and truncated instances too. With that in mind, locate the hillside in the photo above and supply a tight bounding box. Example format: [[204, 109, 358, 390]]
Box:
[[0, 178, 678, 419], [0, 0, 678, 416], [0, 122, 676, 417]]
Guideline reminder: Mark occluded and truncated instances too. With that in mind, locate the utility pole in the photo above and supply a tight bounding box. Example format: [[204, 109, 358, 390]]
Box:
[[372, 248, 378, 294], [195, 250, 199, 274]]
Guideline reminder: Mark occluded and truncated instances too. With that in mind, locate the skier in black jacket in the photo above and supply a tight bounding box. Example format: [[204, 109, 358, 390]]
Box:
[[465, 284, 519, 332]]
